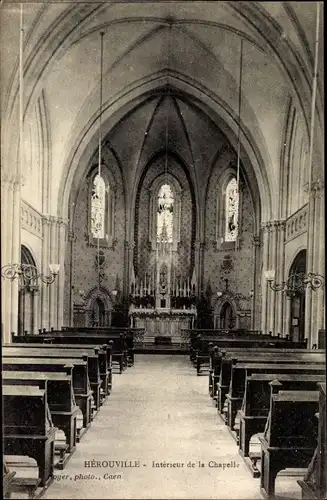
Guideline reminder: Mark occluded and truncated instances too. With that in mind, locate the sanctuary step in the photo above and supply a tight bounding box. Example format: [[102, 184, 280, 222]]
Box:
[[134, 343, 189, 354]]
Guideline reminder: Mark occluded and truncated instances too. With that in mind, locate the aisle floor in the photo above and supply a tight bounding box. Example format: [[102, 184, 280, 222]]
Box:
[[44, 355, 304, 499]]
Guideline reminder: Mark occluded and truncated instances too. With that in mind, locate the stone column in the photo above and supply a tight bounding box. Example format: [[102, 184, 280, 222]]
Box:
[[48, 216, 56, 329], [41, 215, 51, 330], [194, 240, 202, 295], [267, 221, 279, 334], [124, 240, 135, 297], [260, 223, 269, 334], [57, 218, 68, 329], [275, 221, 286, 336], [314, 184, 325, 336], [251, 235, 261, 330], [10, 180, 21, 336], [1, 176, 11, 340], [305, 180, 325, 346], [32, 287, 39, 334], [283, 295, 291, 337]]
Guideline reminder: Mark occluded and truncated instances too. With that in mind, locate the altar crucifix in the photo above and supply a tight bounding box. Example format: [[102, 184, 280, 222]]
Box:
[[158, 263, 168, 308]]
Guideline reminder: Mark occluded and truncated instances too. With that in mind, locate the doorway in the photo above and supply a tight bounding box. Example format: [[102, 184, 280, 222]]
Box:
[[220, 301, 236, 329], [289, 249, 306, 342], [18, 245, 38, 335]]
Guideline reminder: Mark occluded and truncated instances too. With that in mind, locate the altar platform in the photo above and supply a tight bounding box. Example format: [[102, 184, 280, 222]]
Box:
[[134, 343, 189, 355], [129, 307, 196, 346]]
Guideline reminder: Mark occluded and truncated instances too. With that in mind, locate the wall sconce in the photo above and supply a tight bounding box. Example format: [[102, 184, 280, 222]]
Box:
[[216, 291, 223, 298], [265, 269, 325, 295], [1, 263, 60, 287]]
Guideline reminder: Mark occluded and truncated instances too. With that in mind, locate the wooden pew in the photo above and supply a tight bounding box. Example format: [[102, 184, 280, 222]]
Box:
[[15, 332, 128, 374], [195, 337, 308, 374], [298, 382, 326, 500], [225, 359, 325, 434], [259, 387, 320, 498], [3, 460, 16, 499], [212, 349, 324, 405], [187, 328, 302, 363], [3, 456, 40, 499], [3, 346, 103, 412], [216, 351, 324, 416], [238, 374, 325, 477], [3, 369, 79, 467], [34, 328, 133, 368], [3, 384, 56, 490], [7, 342, 113, 396], [2, 357, 92, 435]]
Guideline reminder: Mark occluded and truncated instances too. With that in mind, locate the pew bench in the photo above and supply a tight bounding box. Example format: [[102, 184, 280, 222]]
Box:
[[259, 389, 319, 498], [224, 358, 325, 433], [2, 369, 79, 467], [298, 382, 326, 500], [16, 332, 131, 373], [3, 347, 103, 414], [5, 342, 112, 398], [3, 385, 56, 491], [2, 357, 93, 436], [196, 337, 308, 375], [213, 349, 323, 408], [4, 456, 40, 499], [238, 374, 326, 477]]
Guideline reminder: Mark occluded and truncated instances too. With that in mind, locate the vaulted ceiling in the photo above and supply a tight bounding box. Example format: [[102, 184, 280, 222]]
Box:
[[0, 2, 323, 221]]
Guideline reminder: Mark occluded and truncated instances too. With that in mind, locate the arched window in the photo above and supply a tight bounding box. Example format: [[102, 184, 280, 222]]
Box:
[[157, 183, 174, 242], [91, 174, 106, 239], [225, 177, 239, 242], [88, 166, 116, 247], [148, 173, 182, 251]]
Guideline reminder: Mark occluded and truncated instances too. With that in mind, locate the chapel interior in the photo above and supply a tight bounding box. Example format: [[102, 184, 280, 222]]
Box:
[[1, 2, 325, 500]]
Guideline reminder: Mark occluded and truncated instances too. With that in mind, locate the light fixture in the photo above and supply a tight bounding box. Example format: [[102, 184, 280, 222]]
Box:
[[217, 291, 223, 298], [112, 290, 118, 297], [265, 270, 324, 295], [1, 263, 60, 287]]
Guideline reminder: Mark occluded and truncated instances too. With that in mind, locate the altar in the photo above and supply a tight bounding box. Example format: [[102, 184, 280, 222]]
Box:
[[129, 192, 197, 346], [129, 308, 196, 345]]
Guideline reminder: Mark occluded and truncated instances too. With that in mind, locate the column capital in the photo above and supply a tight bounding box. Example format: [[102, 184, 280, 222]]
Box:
[[68, 230, 75, 242], [194, 240, 205, 250], [261, 219, 285, 233], [124, 240, 135, 250], [304, 179, 324, 198], [252, 235, 261, 247]]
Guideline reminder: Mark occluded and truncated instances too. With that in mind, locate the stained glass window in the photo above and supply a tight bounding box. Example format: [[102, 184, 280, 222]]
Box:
[[157, 183, 174, 242], [225, 177, 239, 241], [91, 174, 106, 239]]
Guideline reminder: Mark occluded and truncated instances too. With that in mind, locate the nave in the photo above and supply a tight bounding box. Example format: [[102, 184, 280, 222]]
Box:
[[43, 355, 302, 500]]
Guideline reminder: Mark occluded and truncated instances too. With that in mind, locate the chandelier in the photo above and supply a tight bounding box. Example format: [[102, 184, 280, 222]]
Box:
[[265, 270, 324, 295], [1, 263, 60, 288]]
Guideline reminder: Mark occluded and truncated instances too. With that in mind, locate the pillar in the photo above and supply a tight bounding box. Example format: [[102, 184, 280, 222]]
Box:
[[32, 288, 39, 334], [1, 176, 11, 340], [10, 180, 21, 337], [57, 218, 68, 328], [261, 223, 269, 334], [251, 235, 261, 330], [305, 180, 325, 346], [275, 221, 286, 335], [194, 240, 204, 295], [41, 215, 50, 329]]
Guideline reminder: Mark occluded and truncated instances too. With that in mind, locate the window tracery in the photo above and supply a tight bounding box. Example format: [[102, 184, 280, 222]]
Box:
[[225, 177, 239, 242], [91, 174, 106, 239], [157, 183, 174, 243]]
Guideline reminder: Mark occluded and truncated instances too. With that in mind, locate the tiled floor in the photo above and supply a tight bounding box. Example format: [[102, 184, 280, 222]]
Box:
[[44, 355, 304, 499]]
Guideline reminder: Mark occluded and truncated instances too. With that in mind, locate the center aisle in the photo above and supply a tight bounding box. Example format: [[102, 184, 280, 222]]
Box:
[[44, 355, 262, 499]]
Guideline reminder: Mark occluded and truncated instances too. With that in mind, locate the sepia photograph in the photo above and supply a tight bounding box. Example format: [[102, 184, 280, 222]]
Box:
[[1, 1, 325, 499]]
